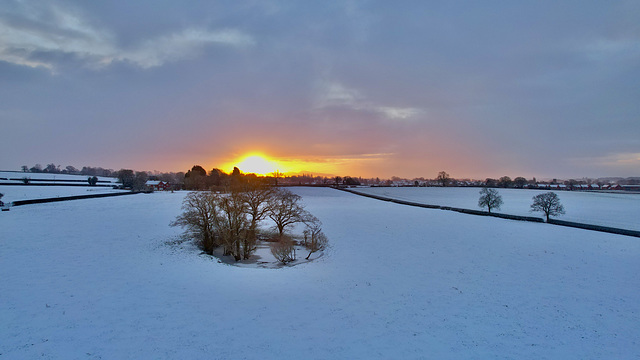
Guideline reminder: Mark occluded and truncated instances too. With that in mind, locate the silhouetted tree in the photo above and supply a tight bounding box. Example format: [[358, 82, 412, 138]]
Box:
[[513, 177, 527, 188], [498, 176, 512, 188], [271, 170, 282, 186], [43, 163, 60, 173], [21, 165, 28, 172], [63, 166, 78, 174], [485, 178, 497, 187], [229, 167, 244, 188], [191, 165, 207, 177], [238, 180, 274, 259], [478, 187, 503, 214], [30, 164, 42, 173], [343, 176, 360, 186], [437, 171, 450, 187], [117, 169, 135, 188], [531, 192, 565, 221], [208, 168, 228, 188], [184, 165, 207, 190], [88, 176, 98, 186]]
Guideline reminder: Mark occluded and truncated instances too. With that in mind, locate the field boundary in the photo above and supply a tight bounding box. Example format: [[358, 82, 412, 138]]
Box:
[[10, 191, 148, 207], [338, 187, 640, 238]]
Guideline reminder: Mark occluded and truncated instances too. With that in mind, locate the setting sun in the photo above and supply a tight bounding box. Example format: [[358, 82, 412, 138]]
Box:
[[226, 154, 284, 176]]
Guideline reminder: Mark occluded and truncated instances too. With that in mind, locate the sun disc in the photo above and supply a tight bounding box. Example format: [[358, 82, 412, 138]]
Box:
[[235, 154, 280, 175]]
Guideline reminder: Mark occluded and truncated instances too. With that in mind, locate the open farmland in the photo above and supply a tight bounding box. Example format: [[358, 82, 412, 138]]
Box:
[[1, 188, 639, 359], [353, 187, 640, 231], [0, 172, 125, 203]]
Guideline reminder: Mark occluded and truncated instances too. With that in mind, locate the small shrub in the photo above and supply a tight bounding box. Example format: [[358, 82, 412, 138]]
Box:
[[271, 236, 296, 264]]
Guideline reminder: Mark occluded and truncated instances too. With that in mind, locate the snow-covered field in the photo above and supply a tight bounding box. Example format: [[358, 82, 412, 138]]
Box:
[[1, 188, 639, 359], [0, 171, 118, 185], [0, 185, 128, 203], [354, 187, 640, 231], [0, 172, 123, 203]]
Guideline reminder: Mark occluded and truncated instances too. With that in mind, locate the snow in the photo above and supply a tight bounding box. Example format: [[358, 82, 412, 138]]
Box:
[[0, 171, 118, 184], [1, 188, 639, 359], [354, 187, 640, 231]]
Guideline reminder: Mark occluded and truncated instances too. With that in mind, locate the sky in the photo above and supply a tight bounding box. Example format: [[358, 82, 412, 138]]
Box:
[[1, 1, 639, 179]]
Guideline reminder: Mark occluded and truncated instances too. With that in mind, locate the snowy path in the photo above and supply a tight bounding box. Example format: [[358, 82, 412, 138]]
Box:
[[1, 188, 639, 359]]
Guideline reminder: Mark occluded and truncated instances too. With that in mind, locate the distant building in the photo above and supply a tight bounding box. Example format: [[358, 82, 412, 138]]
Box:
[[146, 180, 171, 191]]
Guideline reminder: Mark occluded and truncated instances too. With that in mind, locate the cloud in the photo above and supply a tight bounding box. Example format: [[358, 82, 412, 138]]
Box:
[[315, 80, 421, 120], [584, 38, 640, 63], [111, 28, 254, 68], [0, 4, 254, 70], [375, 106, 421, 120]]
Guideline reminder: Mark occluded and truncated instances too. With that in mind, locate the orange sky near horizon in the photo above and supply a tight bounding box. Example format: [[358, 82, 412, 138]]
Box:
[[217, 152, 391, 178]]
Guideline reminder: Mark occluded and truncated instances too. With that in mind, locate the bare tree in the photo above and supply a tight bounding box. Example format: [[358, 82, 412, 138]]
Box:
[[170, 192, 220, 254], [303, 217, 328, 260], [238, 181, 274, 259], [478, 187, 503, 214], [437, 171, 450, 187], [531, 192, 565, 221], [271, 170, 282, 186], [216, 192, 249, 261], [270, 235, 296, 264], [267, 188, 308, 236]]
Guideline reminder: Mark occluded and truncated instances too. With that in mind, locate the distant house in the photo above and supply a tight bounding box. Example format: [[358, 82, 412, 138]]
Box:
[[146, 180, 171, 191]]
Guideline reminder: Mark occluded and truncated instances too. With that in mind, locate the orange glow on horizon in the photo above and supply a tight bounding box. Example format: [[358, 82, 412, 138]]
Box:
[[219, 151, 392, 177], [222, 153, 299, 176]]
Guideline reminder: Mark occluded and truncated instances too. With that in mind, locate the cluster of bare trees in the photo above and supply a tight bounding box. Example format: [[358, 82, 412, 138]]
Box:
[[171, 182, 327, 263], [478, 188, 565, 221]]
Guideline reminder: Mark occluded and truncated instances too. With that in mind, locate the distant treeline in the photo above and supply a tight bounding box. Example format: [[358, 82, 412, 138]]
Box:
[[18, 163, 639, 189], [181, 165, 362, 190]]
